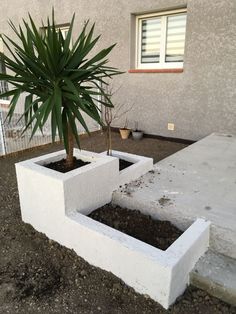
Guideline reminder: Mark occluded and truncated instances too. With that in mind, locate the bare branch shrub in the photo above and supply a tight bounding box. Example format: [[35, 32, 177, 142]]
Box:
[[103, 84, 133, 155]]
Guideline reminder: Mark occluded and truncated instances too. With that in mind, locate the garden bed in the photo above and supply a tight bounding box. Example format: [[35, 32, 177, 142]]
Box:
[[89, 204, 183, 250], [0, 134, 235, 313], [15, 147, 210, 309]]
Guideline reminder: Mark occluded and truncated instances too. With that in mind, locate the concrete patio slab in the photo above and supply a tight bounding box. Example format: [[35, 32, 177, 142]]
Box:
[[113, 133, 236, 259]]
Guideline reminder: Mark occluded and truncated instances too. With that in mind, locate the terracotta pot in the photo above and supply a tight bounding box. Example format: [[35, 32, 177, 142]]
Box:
[[119, 128, 131, 139]]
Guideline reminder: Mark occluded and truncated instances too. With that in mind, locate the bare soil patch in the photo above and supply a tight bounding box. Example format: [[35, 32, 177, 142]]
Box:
[[89, 204, 183, 250]]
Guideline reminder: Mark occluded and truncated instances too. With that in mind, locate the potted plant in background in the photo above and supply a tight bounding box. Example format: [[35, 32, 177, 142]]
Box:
[[119, 118, 131, 139], [0, 11, 122, 172], [132, 121, 143, 140]]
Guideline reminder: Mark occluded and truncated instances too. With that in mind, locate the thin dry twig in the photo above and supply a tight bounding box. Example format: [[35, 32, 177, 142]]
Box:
[[102, 83, 133, 155]]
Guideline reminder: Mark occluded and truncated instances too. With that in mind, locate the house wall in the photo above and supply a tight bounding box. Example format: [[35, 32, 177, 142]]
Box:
[[0, 0, 235, 141]]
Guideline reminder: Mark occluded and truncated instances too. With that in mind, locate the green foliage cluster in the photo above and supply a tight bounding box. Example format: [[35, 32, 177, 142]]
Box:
[[0, 11, 122, 155]]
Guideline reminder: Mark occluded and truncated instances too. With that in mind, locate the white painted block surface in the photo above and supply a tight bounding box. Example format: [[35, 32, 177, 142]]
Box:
[[62, 215, 209, 309], [18, 195, 210, 309], [166, 219, 210, 306], [101, 150, 153, 187], [15, 149, 119, 228], [15, 148, 153, 229]]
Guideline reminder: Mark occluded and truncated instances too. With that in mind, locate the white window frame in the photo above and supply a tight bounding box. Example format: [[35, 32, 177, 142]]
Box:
[[41, 25, 70, 38], [57, 25, 70, 40], [136, 8, 187, 69], [41, 24, 72, 48]]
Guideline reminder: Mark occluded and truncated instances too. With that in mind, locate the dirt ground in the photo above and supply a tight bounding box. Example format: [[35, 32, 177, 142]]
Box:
[[0, 131, 235, 314]]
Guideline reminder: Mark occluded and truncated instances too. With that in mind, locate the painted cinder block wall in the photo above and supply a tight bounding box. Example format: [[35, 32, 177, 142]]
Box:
[[0, 0, 235, 141]]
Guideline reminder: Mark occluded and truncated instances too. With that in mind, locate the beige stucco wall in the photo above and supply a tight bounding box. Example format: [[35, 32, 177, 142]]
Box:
[[0, 0, 235, 140]]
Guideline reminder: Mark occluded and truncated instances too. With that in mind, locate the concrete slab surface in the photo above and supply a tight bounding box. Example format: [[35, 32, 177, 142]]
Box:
[[113, 133, 236, 259], [190, 250, 236, 306]]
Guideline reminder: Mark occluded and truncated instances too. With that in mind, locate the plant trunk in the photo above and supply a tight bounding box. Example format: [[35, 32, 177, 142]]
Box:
[[107, 124, 112, 156], [66, 123, 74, 168]]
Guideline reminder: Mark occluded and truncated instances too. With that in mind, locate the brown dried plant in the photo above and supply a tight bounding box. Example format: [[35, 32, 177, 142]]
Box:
[[103, 84, 133, 155]]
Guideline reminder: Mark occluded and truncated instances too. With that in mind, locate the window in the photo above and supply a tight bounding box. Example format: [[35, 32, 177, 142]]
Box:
[[57, 26, 69, 39], [136, 9, 187, 69], [41, 25, 70, 39], [41, 25, 71, 47], [0, 38, 8, 96]]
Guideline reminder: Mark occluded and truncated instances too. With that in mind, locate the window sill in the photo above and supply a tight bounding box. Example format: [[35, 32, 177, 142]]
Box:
[[128, 68, 183, 73]]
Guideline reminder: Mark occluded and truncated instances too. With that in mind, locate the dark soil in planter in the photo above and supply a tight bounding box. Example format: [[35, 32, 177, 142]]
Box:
[[45, 157, 90, 173], [46, 156, 132, 172], [89, 204, 183, 250], [119, 158, 133, 171]]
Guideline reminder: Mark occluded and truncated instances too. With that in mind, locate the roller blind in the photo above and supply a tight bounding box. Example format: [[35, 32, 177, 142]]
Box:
[[138, 10, 187, 68], [141, 17, 161, 63]]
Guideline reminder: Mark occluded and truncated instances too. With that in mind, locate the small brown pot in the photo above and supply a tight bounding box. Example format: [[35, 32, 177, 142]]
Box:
[[119, 128, 131, 139]]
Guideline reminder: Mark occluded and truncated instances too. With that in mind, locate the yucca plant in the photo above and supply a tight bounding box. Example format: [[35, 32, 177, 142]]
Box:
[[0, 11, 122, 169]]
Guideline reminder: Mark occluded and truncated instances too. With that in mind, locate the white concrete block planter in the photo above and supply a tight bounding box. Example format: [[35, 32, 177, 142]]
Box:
[[63, 215, 210, 309], [16, 149, 119, 221], [101, 150, 154, 187], [15, 149, 210, 309]]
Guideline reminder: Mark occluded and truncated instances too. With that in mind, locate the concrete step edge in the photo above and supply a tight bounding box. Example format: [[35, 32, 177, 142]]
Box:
[[190, 250, 236, 306]]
